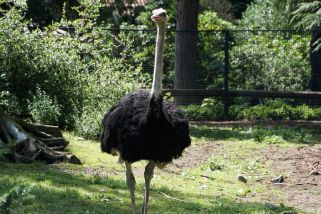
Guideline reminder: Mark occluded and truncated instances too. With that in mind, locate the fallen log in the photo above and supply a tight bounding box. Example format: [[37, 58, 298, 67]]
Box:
[[0, 107, 80, 164]]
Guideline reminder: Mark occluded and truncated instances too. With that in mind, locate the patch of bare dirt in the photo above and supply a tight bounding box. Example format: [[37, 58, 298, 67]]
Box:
[[261, 145, 321, 213], [125, 141, 218, 175], [164, 141, 218, 173], [175, 141, 321, 213], [211, 143, 321, 213]]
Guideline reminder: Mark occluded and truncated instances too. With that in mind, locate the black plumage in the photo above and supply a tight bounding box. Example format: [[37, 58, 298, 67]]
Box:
[[100, 8, 189, 213], [101, 89, 191, 163]]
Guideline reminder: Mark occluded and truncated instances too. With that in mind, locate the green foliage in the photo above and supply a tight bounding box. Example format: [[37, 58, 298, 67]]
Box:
[[292, 1, 321, 50], [240, 99, 292, 120], [75, 56, 144, 139], [198, 11, 233, 88], [292, 1, 321, 30], [117, 10, 236, 91], [199, 11, 233, 30], [182, 98, 321, 121], [240, 0, 275, 29], [230, 0, 312, 92], [191, 124, 318, 145], [238, 99, 321, 121], [240, 0, 292, 29], [181, 98, 224, 120], [230, 34, 310, 91], [28, 89, 61, 125], [291, 104, 316, 120], [26, 0, 75, 25], [0, 140, 16, 161], [0, 7, 83, 126], [0, 4, 145, 137], [0, 185, 35, 212], [70, 15, 147, 138]]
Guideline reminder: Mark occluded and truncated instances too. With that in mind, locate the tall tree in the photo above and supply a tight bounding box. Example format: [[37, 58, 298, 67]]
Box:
[[309, 29, 321, 90], [174, 0, 200, 105], [291, 1, 321, 91]]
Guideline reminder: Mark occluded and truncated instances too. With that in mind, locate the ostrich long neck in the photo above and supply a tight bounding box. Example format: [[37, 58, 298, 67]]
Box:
[[151, 23, 166, 98]]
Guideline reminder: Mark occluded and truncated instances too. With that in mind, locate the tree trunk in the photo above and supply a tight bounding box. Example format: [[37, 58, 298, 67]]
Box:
[[0, 107, 80, 164], [174, 0, 201, 105], [308, 28, 321, 91]]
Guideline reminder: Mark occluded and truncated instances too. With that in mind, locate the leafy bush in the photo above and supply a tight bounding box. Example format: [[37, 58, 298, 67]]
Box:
[[228, 103, 248, 120], [28, 89, 61, 125], [229, 0, 311, 91], [181, 98, 224, 120], [239, 99, 291, 120], [291, 104, 316, 120], [240, 0, 292, 30], [230, 34, 310, 91], [75, 56, 144, 139], [0, 5, 146, 138], [182, 98, 321, 121], [0, 8, 83, 127], [198, 11, 233, 88], [237, 99, 320, 121]]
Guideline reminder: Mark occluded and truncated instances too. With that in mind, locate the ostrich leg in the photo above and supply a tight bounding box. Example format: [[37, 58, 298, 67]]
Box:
[[142, 161, 156, 214], [125, 161, 137, 214]]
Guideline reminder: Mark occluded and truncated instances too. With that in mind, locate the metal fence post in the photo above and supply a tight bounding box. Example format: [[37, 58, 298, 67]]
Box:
[[223, 30, 230, 120]]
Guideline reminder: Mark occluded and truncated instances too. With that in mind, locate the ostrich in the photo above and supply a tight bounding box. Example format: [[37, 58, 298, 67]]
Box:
[[100, 8, 191, 214]]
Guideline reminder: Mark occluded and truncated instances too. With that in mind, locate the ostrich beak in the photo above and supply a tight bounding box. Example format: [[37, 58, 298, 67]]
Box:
[[151, 8, 167, 21]]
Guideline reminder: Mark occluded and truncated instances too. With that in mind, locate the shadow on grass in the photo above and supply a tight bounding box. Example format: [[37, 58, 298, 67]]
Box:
[[190, 125, 321, 144], [152, 185, 294, 214], [0, 162, 295, 214]]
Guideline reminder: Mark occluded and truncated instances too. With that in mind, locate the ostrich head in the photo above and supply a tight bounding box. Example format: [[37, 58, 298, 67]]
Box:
[[151, 8, 167, 27]]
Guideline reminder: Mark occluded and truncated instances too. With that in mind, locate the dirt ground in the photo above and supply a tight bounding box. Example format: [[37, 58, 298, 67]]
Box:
[[263, 145, 321, 213], [166, 141, 217, 172], [170, 141, 321, 213]]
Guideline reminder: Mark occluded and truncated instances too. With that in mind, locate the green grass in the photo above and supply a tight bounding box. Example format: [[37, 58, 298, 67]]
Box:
[[1, 125, 319, 214], [190, 125, 320, 145]]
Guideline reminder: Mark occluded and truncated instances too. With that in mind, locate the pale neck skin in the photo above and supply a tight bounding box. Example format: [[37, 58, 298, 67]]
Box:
[[151, 22, 166, 98]]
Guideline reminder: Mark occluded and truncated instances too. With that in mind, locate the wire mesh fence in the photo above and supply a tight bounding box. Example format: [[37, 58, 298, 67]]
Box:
[[106, 28, 321, 121], [1, 26, 320, 121]]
